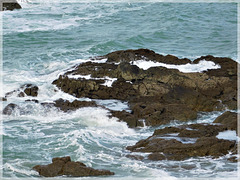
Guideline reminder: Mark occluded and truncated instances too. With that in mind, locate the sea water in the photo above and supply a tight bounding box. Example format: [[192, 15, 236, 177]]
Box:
[[1, 1, 238, 179]]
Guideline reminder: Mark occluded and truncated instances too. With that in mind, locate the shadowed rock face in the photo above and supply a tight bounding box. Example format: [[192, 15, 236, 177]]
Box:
[[33, 156, 114, 177], [52, 49, 237, 127], [2, 2, 21, 11]]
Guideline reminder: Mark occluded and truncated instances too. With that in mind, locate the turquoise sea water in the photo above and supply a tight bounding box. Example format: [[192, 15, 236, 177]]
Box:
[[1, 1, 238, 179]]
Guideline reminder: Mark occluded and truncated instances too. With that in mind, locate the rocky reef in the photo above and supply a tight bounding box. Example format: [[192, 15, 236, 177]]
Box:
[[52, 49, 237, 127], [126, 111, 238, 161], [33, 156, 114, 177], [3, 49, 238, 164]]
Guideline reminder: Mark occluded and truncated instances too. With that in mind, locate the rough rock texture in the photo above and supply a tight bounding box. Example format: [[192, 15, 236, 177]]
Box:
[[54, 98, 98, 112], [126, 122, 237, 161], [2, 103, 19, 115], [23, 84, 39, 97], [213, 111, 237, 131], [2, 2, 22, 11], [33, 156, 114, 177], [52, 49, 237, 127]]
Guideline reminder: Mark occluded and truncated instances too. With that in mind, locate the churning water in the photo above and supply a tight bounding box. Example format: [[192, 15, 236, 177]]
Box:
[[1, 1, 238, 179]]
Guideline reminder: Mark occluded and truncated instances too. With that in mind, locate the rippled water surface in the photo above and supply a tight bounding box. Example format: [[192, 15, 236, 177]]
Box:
[[1, 1, 238, 179]]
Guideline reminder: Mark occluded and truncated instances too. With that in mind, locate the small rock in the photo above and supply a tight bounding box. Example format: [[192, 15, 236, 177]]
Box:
[[18, 92, 25, 97], [2, 2, 22, 11], [2, 103, 19, 115], [33, 156, 114, 177], [23, 84, 39, 97], [54, 98, 98, 112], [0, 97, 7, 101], [25, 99, 39, 103]]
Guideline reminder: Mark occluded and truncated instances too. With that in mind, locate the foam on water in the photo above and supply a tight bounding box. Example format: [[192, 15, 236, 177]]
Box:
[[67, 74, 117, 87], [216, 131, 238, 141], [153, 133, 198, 144], [132, 60, 221, 73], [3, 2, 238, 179]]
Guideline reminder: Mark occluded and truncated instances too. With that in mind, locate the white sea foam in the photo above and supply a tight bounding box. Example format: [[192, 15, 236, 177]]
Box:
[[216, 130, 238, 141], [131, 59, 221, 73], [153, 133, 197, 144], [67, 74, 117, 87], [94, 99, 130, 112]]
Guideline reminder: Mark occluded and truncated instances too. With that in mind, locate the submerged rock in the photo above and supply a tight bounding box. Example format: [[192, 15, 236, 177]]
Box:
[[0, 97, 7, 101], [2, 103, 19, 115], [52, 49, 237, 127], [33, 156, 114, 177]]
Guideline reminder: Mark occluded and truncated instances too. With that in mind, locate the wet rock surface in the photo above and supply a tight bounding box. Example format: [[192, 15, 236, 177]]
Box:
[[23, 84, 39, 97], [213, 111, 237, 131], [2, 2, 22, 11], [2, 103, 19, 115], [126, 121, 237, 161], [33, 156, 114, 177], [5, 84, 39, 98], [54, 98, 98, 112], [52, 49, 237, 127]]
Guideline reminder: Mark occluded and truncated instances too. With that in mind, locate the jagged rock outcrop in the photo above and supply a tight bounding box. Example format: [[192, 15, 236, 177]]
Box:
[[33, 156, 114, 177], [126, 122, 237, 161], [52, 49, 237, 127]]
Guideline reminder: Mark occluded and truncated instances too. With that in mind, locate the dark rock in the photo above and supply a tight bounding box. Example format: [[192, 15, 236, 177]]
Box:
[[110, 110, 139, 128], [6, 84, 39, 98], [2, 103, 19, 115], [2, 2, 22, 11], [227, 157, 238, 163], [17, 92, 25, 97], [23, 84, 39, 97], [213, 111, 237, 130], [33, 156, 114, 177], [0, 97, 7, 101], [127, 123, 236, 161], [54, 99, 98, 112], [127, 136, 236, 161], [193, 55, 237, 79], [52, 49, 237, 127], [25, 99, 39, 103]]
